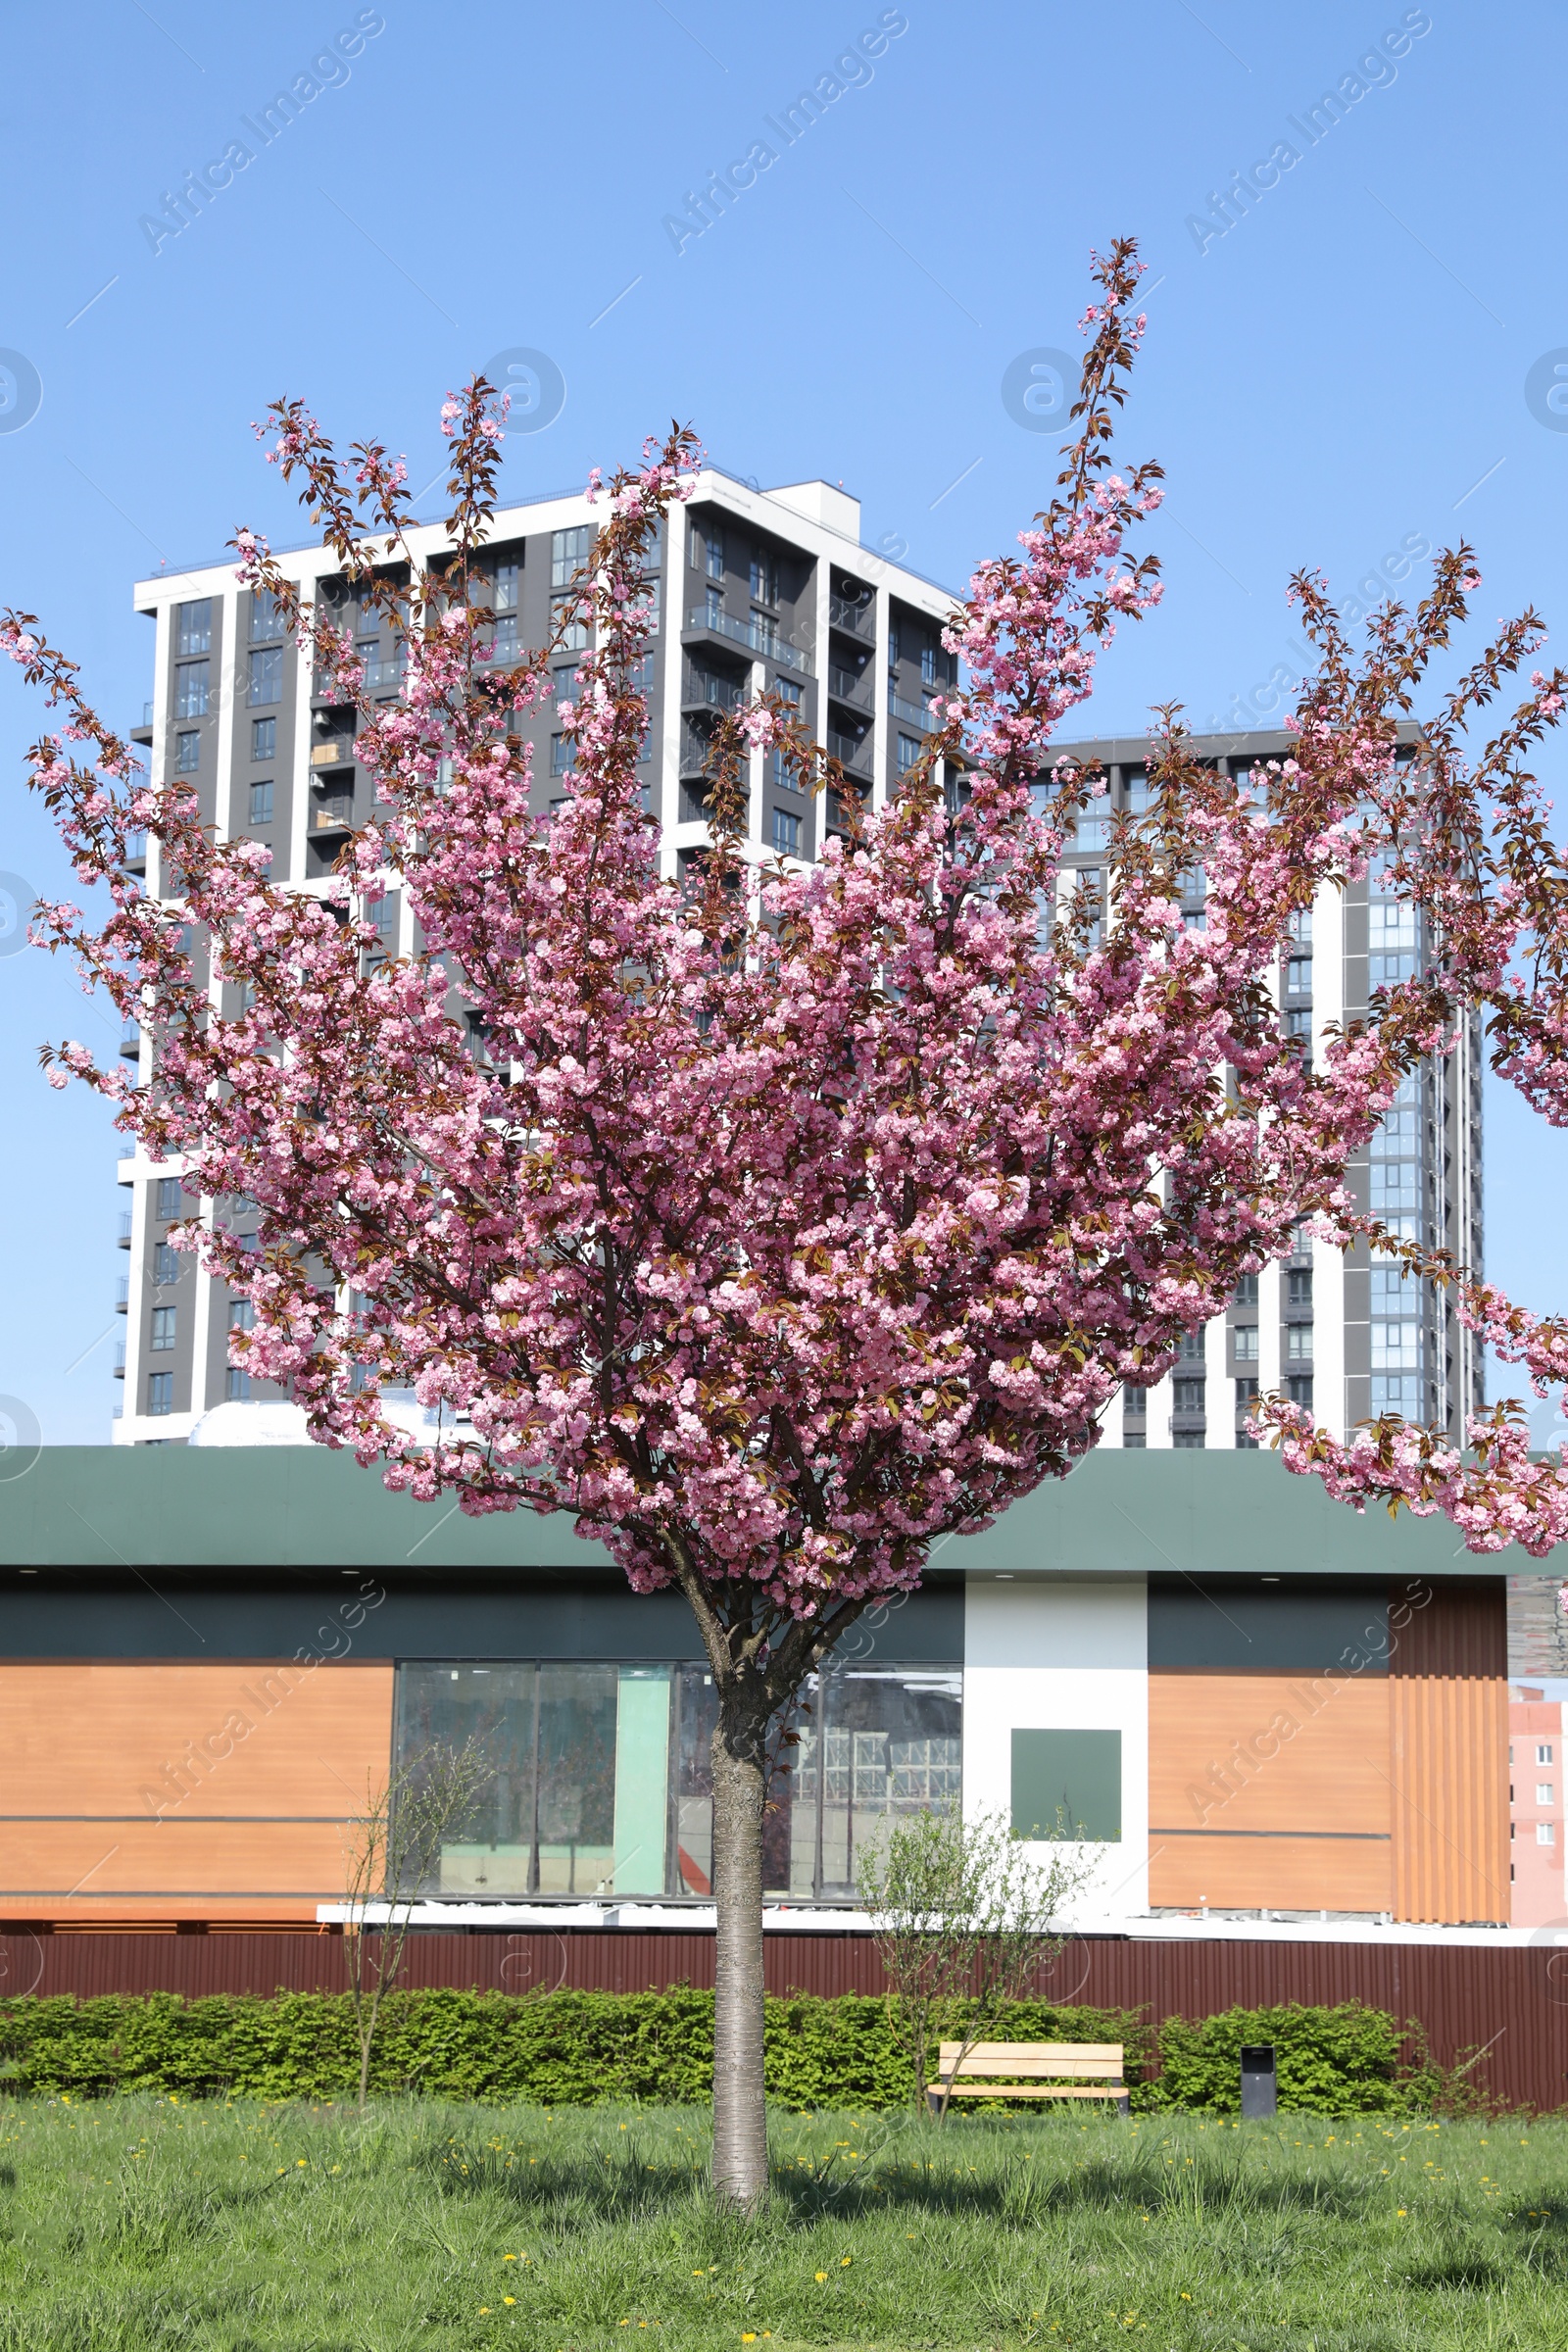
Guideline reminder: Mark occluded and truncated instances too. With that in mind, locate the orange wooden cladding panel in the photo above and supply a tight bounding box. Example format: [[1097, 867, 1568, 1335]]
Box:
[[0, 1664, 393, 1922], [1150, 1830, 1393, 1912], [1391, 1671, 1510, 1925], [1149, 1672, 1394, 1838], [1149, 1670, 1394, 1912]]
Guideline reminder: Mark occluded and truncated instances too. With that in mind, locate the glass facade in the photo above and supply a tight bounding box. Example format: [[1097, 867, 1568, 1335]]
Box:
[[393, 1657, 961, 1902]]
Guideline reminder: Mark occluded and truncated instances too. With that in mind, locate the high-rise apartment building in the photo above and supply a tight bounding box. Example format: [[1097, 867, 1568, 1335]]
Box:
[[1053, 731, 1486, 1452], [115, 471, 961, 1441], [113, 506, 1483, 1453]]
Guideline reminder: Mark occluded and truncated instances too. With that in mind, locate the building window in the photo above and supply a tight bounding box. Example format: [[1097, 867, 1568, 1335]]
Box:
[[153, 1242, 178, 1286], [769, 746, 801, 793], [705, 528, 724, 580], [229, 1297, 255, 1333], [897, 734, 921, 775], [749, 549, 777, 606], [155, 1177, 185, 1219], [1288, 906, 1312, 944], [771, 808, 800, 857], [1371, 1373, 1426, 1417], [392, 1656, 960, 1901], [1173, 1428, 1205, 1449], [1540, 1743, 1555, 1765], [146, 1372, 173, 1416], [1232, 1326, 1258, 1361], [252, 716, 276, 762], [1173, 1378, 1206, 1412], [1286, 1324, 1313, 1362], [248, 591, 283, 641], [174, 730, 200, 773], [1122, 1383, 1147, 1415], [494, 561, 519, 614], [249, 780, 274, 827], [1286, 1375, 1314, 1410], [1372, 1322, 1422, 1370], [550, 592, 588, 653], [175, 600, 211, 657], [1369, 896, 1419, 952], [1177, 1330, 1205, 1362], [1285, 956, 1312, 997], [1233, 1273, 1258, 1307], [150, 1306, 176, 1351], [1538, 1783, 1555, 1805], [1287, 1268, 1313, 1307], [551, 525, 593, 589], [174, 661, 209, 718], [1539, 1821, 1556, 1847], [248, 646, 282, 707], [225, 1367, 252, 1401], [551, 734, 570, 777]]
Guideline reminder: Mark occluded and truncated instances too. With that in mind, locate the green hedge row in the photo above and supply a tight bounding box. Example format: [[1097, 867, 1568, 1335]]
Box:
[[0, 1989, 1446, 2115]]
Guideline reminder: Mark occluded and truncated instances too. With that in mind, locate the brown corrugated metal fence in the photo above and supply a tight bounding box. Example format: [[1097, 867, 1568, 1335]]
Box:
[[4, 1929, 1564, 2112]]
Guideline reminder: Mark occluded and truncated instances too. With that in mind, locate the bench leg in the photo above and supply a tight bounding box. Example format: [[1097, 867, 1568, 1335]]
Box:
[[1117, 2095, 1130, 2118]]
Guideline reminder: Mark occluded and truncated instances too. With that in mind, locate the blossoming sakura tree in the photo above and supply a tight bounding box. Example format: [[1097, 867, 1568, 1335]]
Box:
[[9, 239, 1568, 2203]]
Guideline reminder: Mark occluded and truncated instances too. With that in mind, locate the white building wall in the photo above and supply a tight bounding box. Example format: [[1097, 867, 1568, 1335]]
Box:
[[963, 1578, 1149, 1919]]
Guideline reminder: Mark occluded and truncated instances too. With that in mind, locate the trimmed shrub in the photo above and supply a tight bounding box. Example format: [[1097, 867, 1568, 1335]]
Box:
[[0, 1987, 1439, 2113], [1149, 2001, 1438, 2116]]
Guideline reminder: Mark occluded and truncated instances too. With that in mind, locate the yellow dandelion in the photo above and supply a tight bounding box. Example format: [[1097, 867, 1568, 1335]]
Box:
[[840, 2256, 852, 2268], [814, 2272, 827, 2282]]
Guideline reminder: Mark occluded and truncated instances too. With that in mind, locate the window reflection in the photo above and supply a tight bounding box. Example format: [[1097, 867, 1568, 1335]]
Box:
[[396, 1658, 961, 1902]]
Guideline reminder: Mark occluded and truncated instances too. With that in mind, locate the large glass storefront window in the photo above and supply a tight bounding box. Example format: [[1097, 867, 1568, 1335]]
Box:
[[394, 1659, 961, 1902]]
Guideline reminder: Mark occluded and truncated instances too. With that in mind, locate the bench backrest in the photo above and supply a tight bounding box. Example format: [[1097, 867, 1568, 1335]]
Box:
[[936, 2040, 1124, 2081]]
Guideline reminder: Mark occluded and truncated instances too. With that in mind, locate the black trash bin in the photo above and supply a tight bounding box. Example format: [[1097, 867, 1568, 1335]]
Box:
[[1240, 2043, 1277, 2119]]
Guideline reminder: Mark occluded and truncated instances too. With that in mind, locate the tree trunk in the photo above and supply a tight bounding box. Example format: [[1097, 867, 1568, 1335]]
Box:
[[710, 1696, 769, 2211]]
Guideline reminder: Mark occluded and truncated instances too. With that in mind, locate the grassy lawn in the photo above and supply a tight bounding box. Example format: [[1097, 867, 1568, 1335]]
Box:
[[1, 2098, 1565, 2349]]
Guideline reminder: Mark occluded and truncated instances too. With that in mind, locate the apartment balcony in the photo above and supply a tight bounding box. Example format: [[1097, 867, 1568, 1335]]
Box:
[[828, 593, 875, 643], [113, 1348, 125, 1381], [825, 726, 873, 779], [311, 795, 355, 836], [118, 1212, 133, 1249], [124, 830, 147, 871], [120, 1026, 142, 1060], [116, 1278, 128, 1314], [682, 665, 746, 714], [888, 687, 945, 731], [130, 701, 154, 747], [825, 784, 868, 835], [827, 662, 872, 711], [311, 740, 354, 770], [685, 606, 813, 676], [363, 657, 404, 695]]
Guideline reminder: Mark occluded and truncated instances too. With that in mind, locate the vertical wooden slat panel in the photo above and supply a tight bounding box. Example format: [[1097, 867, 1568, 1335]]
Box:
[[1389, 1582, 1509, 1925]]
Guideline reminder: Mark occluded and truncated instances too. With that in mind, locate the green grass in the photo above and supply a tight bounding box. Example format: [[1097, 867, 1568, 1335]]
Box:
[[0, 2097, 1565, 2349]]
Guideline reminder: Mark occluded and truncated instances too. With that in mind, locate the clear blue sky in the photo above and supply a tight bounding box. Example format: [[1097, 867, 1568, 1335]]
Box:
[[3, 0, 1566, 1443]]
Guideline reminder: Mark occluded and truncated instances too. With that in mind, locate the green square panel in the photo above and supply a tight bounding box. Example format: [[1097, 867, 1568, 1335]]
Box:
[[1010, 1729, 1122, 1842]]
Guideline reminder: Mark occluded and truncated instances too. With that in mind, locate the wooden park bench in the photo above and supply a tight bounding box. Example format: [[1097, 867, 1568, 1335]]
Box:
[[926, 2041, 1130, 2117]]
